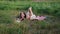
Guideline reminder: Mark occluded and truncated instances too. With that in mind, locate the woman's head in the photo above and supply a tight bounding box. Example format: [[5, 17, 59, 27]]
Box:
[[20, 12, 26, 21]]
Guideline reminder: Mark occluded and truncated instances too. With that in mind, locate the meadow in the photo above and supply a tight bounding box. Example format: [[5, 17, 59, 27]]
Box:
[[0, 1, 60, 34]]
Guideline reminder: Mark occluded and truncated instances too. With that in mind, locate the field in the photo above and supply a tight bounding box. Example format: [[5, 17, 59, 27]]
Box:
[[0, 1, 60, 34]]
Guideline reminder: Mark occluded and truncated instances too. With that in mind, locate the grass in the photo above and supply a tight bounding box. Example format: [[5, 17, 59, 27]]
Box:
[[0, 1, 60, 16], [0, 1, 60, 34]]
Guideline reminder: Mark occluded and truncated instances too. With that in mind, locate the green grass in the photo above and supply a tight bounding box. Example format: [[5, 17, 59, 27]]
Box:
[[0, 1, 60, 34], [0, 1, 60, 10], [0, 1, 60, 16]]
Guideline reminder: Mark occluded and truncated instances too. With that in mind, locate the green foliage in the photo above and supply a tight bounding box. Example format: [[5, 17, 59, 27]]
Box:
[[0, 24, 22, 34], [0, 10, 15, 23], [0, 1, 60, 16]]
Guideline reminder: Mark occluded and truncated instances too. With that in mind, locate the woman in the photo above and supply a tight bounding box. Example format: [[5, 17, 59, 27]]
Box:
[[18, 7, 46, 21]]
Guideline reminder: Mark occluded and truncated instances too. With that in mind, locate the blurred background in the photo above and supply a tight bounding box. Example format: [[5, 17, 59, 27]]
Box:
[[0, 0, 60, 34]]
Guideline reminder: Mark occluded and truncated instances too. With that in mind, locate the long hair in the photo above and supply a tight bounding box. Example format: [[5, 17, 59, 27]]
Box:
[[23, 12, 26, 18], [20, 12, 26, 19]]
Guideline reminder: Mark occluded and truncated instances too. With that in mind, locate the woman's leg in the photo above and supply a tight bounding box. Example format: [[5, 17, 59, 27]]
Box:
[[28, 7, 37, 20], [26, 7, 33, 20], [26, 7, 36, 20], [28, 7, 33, 16]]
